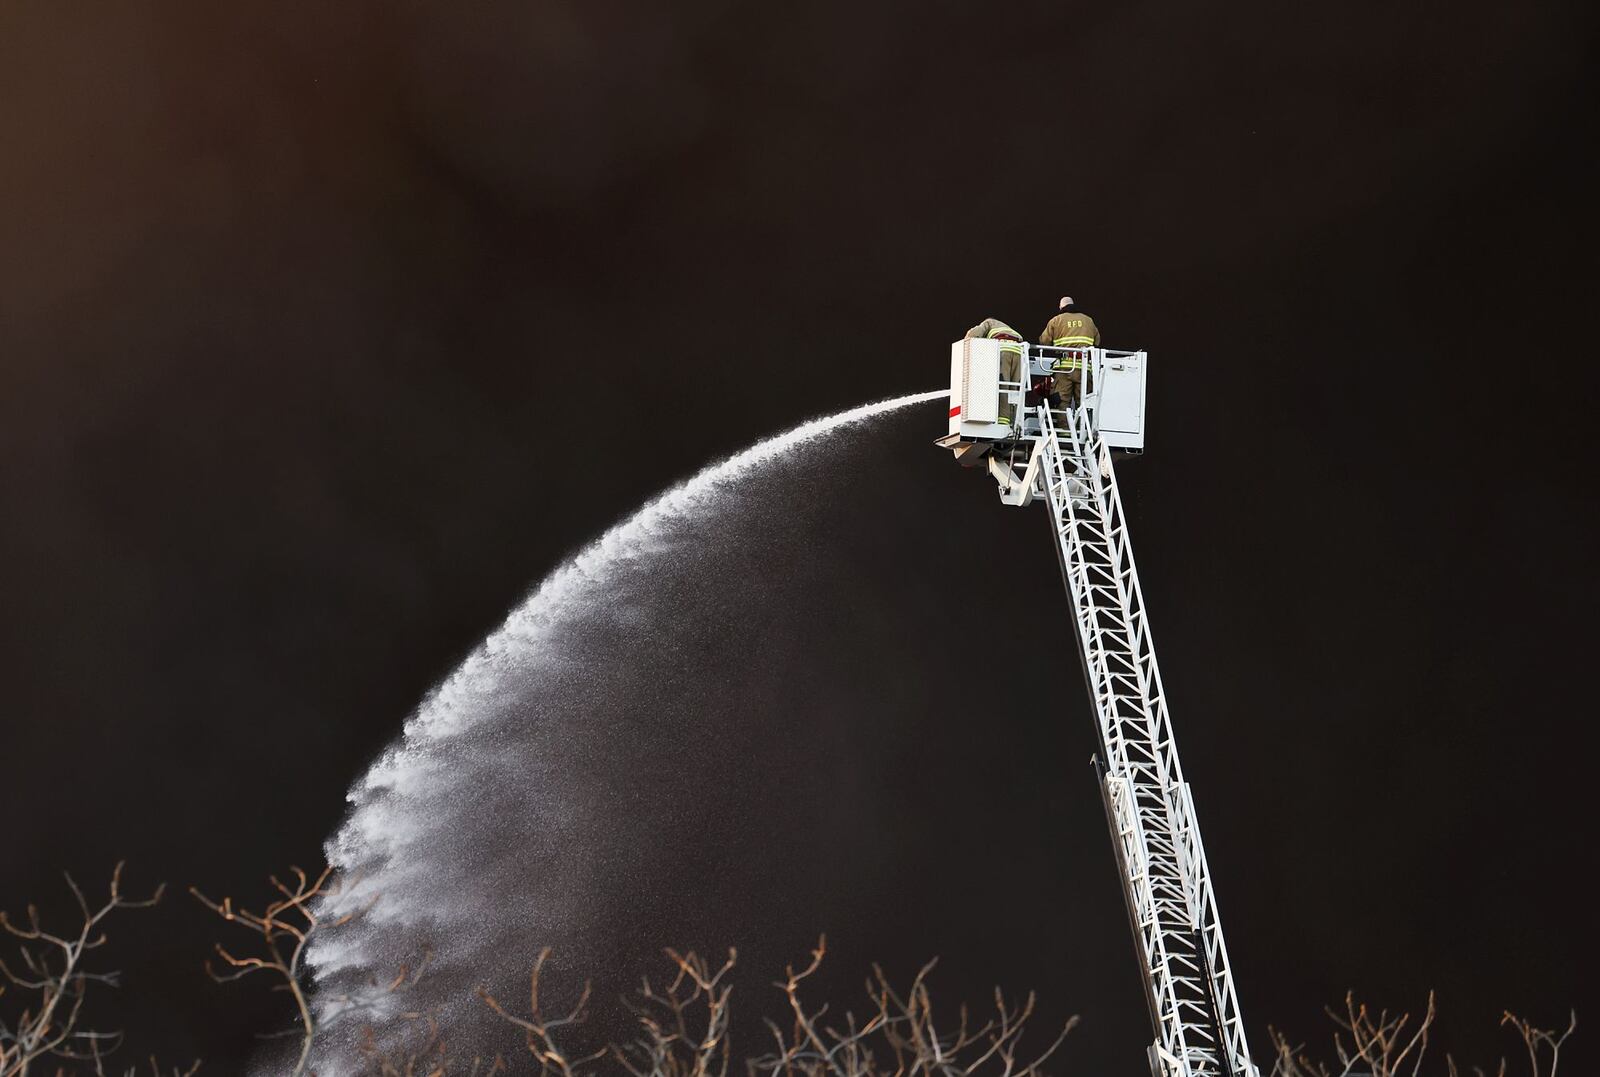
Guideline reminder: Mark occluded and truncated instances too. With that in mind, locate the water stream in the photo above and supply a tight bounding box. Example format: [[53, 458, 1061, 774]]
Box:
[[301, 391, 947, 1069]]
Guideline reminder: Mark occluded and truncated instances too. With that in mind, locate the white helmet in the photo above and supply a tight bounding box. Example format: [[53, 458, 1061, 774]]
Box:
[[1059, 295, 1075, 310]]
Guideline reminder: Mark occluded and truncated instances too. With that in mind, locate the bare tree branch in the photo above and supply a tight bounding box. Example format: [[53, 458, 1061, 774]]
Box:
[[1501, 1010, 1575, 1077], [482, 938, 1075, 1077], [746, 937, 1075, 1077], [477, 948, 608, 1077], [1270, 994, 1578, 1077], [190, 865, 365, 1077], [0, 863, 168, 1077]]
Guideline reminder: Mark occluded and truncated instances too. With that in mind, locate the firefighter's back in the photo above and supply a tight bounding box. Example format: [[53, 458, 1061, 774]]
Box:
[[1043, 309, 1100, 348]]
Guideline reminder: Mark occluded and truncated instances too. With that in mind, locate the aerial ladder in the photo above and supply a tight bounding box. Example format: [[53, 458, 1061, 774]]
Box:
[[935, 339, 1259, 1077]]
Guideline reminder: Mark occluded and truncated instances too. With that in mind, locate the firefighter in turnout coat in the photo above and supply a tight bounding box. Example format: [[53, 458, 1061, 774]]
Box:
[[964, 317, 1025, 428], [1039, 297, 1100, 405]]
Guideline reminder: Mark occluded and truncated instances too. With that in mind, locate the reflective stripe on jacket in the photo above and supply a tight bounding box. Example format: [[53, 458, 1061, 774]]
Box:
[[965, 317, 1025, 355], [1039, 311, 1100, 350]]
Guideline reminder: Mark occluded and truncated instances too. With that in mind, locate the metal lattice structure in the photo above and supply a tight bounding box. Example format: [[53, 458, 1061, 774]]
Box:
[[941, 344, 1258, 1077]]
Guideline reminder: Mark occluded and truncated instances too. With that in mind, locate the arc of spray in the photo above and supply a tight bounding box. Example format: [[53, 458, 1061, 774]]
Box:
[[322, 389, 947, 884]]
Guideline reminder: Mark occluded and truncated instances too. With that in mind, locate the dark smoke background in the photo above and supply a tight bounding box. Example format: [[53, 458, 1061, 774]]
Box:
[[2, 0, 1595, 1073]]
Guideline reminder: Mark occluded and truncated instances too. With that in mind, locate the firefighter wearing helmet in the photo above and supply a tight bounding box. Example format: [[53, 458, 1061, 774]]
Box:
[[963, 317, 1025, 428], [1039, 296, 1101, 406]]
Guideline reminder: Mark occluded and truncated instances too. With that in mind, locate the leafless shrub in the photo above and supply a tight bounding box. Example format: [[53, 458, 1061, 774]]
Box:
[[1269, 993, 1577, 1077], [342, 953, 505, 1077], [479, 937, 1075, 1077], [189, 865, 366, 1077], [321, 946, 438, 1037], [615, 949, 735, 1077], [11, 860, 1575, 1077], [749, 936, 1076, 1077], [189, 866, 501, 1076], [0, 863, 178, 1077], [477, 948, 608, 1077], [1269, 991, 1437, 1077], [1500, 1010, 1575, 1077]]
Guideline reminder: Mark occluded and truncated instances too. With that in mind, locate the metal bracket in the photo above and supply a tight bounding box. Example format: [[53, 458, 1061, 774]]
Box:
[[985, 440, 1046, 506]]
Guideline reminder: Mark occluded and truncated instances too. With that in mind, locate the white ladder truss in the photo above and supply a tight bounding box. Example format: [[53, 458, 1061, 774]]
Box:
[[1026, 395, 1259, 1077]]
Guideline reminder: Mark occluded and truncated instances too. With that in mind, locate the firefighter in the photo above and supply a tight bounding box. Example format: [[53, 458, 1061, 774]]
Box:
[[1039, 296, 1101, 406], [964, 317, 1025, 428]]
